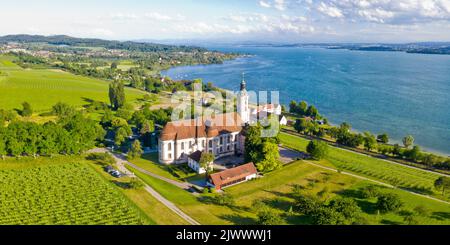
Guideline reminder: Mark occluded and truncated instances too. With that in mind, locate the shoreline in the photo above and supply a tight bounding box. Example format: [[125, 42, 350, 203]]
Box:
[[161, 52, 450, 158]]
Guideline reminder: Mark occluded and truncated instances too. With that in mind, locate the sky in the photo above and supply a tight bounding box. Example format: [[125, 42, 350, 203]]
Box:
[[1, 0, 450, 43]]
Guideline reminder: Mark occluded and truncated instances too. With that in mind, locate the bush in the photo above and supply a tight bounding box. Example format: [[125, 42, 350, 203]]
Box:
[[360, 185, 381, 199], [328, 197, 362, 223], [294, 195, 323, 215], [376, 193, 403, 213], [257, 209, 284, 225], [128, 178, 144, 190], [86, 152, 115, 166], [212, 193, 235, 206]]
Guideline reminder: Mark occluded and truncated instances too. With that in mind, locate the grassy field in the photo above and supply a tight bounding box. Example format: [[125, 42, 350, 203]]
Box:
[[0, 156, 152, 225], [279, 132, 449, 201], [227, 160, 450, 225], [130, 153, 197, 181], [0, 55, 146, 112], [127, 165, 256, 225]]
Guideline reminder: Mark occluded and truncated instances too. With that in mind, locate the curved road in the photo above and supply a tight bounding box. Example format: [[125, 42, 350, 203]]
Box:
[[90, 148, 200, 225]]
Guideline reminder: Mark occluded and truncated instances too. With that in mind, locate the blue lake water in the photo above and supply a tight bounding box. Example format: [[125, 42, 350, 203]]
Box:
[[162, 46, 450, 155]]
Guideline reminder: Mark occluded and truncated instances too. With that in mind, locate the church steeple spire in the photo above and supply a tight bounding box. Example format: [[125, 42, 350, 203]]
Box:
[[238, 72, 249, 124], [240, 72, 246, 91]]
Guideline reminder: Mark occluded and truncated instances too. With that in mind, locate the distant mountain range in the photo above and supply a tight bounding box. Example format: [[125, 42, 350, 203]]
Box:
[[238, 42, 450, 55]]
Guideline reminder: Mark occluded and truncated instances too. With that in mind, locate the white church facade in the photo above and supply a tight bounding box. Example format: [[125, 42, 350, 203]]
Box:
[[158, 76, 250, 165]]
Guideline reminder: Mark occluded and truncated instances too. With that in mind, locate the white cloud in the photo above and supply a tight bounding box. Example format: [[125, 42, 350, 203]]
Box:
[[317, 2, 344, 18], [274, 0, 287, 11], [259, 0, 287, 11], [309, 0, 450, 24], [259, 1, 271, 8]]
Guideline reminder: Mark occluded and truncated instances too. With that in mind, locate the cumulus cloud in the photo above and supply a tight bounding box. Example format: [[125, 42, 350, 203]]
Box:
[[310, 0, 450, 24], [317, 2, 344, 18], [259, 0, 287, 11], [174, 12, 315, 36], [259, 1, 271, 8], [274, 0, 287, 11]]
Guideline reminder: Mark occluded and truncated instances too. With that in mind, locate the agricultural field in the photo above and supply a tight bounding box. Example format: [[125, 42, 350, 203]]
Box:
[[279, 132, 449, 201], [227, 161, 450, 225], [0, 55, 146, 112], [0, 157, 152, 225]]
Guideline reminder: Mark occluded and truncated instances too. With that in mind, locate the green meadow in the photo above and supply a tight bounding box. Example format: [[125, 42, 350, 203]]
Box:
[[0, 55, 145, 113], [279, 132, 449, 201]]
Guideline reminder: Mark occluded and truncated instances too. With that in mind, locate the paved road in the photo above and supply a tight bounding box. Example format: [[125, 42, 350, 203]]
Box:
[[89, 148, 200, 225]]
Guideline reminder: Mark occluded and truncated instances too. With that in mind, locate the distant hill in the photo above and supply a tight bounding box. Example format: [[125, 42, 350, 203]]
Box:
[[0, 34, 207, 53]]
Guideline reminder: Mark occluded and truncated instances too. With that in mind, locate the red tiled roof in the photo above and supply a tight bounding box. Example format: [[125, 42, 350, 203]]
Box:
[[160, 112, 243, 141], [209, 163, 257, 188]]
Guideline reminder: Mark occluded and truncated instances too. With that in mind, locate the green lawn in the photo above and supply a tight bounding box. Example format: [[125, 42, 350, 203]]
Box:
[[127, 165, 256, 225], [130, 153, 197, 181], [0, 156, 153, 225], [279, 132, 448, 201], [227, 160, 450, 225], [0, 55, 146, 112]]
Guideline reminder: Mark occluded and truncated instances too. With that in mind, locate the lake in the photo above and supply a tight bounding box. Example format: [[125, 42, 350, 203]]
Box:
[[162, 45, 450, 156]]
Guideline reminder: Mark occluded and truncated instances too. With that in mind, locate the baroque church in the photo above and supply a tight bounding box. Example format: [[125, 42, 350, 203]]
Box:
[[158, 75, 250, 164]]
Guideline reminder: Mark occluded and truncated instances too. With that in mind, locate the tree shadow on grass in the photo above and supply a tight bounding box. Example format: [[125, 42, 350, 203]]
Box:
[[218, 214, 256, 225], [111, 180, 133, 189], [285, 214, 312, 225], [400, 186, 434, 196], [335, 189, 377, 214], [380, 219, 403, 225], [431, 212, 450, 221]]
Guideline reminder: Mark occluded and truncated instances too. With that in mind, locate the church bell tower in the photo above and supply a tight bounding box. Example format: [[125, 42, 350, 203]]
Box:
[[237, 73, 250, 124]]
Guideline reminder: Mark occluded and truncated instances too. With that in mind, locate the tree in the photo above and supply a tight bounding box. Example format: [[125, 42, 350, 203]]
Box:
[[405, 145, 421, 162], [109, 80, 126, 110], [377, 133, 389, 144], [128, 140, 143, 159], [306, 140, 328, 160], [212, 193, 235, 206], [289, 100, 297, 114], [256, 141, 281, 173], [294, 118, 308, 134], [306, 105, 319, 118], [434, 176, 450, 195], [376, 193, 403, 213], [363, 132, 377, 151], [52, 102, 76, 118], [311, 207, 345, 225], [257, 209, 283, 225], [298, 101, 308, 115], [100, 108, 114, 128], [110, 62, 118, 69], [0, 133, 6, 160], [21, 102, 33, 117], [402, 135, 414, 149], [244, 124, 263, 163], [328, 198, 362, 223], [114, 127, 129, 146], [199, 152, 215, 179]]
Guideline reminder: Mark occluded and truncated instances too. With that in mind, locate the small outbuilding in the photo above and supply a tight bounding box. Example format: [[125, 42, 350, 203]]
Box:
[[208, 162, 257, 190], [188, 150, 213, 174]]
